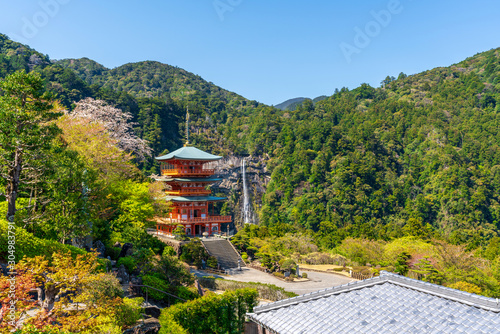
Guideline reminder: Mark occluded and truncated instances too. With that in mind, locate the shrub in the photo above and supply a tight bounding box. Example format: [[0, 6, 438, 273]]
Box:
[[105, 242, 121, 260], [117, 256, 137, 273], [163, 245, 177, 257], [384, 237, 435, 262], [114, 297, 144, 327], [180, 240, 208, 268], [83, 273, 124, 304], [159, 288, 258, 334], [175, 286, 200, 302], [241, 252, 248, 260], [447, 281, 482, 295], [273, 272, 285, 279], [0, 219, 86, 262], [207, 256, 218, 269], [141, 275, 170, 301], [302, 273, 308, 278], [337, 238, 385, 266], [280, 259, 297, 271]]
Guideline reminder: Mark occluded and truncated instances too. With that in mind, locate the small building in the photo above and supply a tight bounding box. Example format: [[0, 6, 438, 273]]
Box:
[[246, 271, 500, 333], [155, 145, 231, 237]]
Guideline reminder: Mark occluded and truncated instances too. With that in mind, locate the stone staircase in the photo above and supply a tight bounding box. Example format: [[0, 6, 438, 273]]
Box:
[[202, 239, 245, 269]]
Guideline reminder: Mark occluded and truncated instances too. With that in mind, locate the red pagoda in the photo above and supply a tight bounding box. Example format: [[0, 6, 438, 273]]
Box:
[[155, 145, 231, 236]]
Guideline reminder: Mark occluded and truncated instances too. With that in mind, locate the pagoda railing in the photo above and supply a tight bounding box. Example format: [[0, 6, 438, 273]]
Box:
[[158, 215, 232, 224], [165, 189, 212, 196], [161, 168, 215, 176]]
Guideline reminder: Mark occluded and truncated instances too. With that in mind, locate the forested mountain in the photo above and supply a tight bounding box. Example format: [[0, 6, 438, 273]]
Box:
[[0, 33, 258, 172], [225, 48, 500, 250], [275, 95, 328, 111], [2, 32, 500, 251], [274, 97, 307, 110]]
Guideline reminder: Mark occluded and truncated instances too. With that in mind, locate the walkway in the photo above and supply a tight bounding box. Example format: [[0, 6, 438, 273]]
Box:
[[192, 267, 355, 295]]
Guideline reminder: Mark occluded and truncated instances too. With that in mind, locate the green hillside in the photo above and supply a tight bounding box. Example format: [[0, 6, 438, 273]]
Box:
[[2, 32, 500, 249], [226, 48, 500, 248]]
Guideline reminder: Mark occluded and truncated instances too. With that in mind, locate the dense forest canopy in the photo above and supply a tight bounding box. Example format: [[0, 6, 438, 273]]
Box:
[[1, 33, 500, 250]]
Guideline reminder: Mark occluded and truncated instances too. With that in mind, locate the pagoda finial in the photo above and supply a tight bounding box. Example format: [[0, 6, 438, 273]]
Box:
[[184, 106, 190, 146]]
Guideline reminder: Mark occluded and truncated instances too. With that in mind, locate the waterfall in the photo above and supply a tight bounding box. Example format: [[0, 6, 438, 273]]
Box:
[[241, 158, 252, 224]]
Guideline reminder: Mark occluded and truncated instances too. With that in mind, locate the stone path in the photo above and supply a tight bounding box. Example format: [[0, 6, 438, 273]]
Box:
[[192, 267, 355, 295]]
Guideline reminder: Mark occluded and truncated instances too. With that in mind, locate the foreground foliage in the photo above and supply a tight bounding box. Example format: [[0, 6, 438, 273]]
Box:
[[0, 251, 142, 333], [159, 288, 258, 334]]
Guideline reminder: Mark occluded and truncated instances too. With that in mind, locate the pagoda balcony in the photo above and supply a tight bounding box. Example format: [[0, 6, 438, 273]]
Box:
[[164, 189, 212, 196], [160, 215, 232, 224], [161, 168, 215, 177]]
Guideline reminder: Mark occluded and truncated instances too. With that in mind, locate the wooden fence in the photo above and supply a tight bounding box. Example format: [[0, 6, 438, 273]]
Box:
[[351, 272, 373, 280]]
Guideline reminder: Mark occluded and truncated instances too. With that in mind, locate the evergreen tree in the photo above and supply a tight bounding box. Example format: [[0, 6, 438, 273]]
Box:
[[0, 70, 60, 221]]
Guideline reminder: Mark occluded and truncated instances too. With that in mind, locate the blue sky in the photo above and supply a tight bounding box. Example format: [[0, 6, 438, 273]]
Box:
[[1, 0, 499, 105]]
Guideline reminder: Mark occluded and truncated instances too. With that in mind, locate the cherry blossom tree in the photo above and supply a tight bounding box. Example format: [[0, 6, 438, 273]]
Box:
[[71, 98, 152, 161]]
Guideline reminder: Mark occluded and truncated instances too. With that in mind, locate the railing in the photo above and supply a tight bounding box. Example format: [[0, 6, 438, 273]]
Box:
[[161, 168, 215, 176], [165, 189, 212, 196], [164, 215, 232, 224]]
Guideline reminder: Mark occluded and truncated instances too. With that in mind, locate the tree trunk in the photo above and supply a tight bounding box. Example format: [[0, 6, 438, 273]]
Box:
[[43, 283, 59, 312], [6, 147, 22, 220]]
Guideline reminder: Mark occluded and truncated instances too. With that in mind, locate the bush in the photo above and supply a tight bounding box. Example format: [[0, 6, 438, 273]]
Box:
[[447, 281, 482, 295], [336, 238, 385, 266], [207, 256, 218, 269], [302, 273, 308, 278], [114, 297, 144, 327], [159, 289, 258, 334], [241, 252, 248, 260], [0, 219, 86, 262], [83, 273, 124, 304], [175, 286, 200, 302], [180, 240, 208, 268], [162, 245, 177, 257], [117, 256, 137, 273], [273, 272, 285, 279], [141, 275, 170, 301], [105, 242, 121, 260], [280, 259, 297, 271]]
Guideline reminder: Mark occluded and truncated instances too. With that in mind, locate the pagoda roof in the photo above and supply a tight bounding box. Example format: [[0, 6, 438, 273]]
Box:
[[166, 196, 227, 202], [157, 177, 222, 183], [156, 146, 222, 162]]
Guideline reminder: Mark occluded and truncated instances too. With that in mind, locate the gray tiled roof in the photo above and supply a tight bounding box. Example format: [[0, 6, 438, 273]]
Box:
[[247, 271, 500, 334]]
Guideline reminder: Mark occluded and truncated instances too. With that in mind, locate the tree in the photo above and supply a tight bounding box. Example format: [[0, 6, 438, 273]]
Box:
[[0, 70, 61, 221], [71, 98, 152, 161], [17, 251, 100, 312]]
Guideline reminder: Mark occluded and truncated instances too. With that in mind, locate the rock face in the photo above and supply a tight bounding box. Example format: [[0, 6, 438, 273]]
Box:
[[123, 317, 160, 334], [116, 264, 129, 284], [119, 243, 134, 258], [92, 240, 106, 258], [144, 306, 162, 319], [212, 155, 270, 227], [0, 263, 8, 276]]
